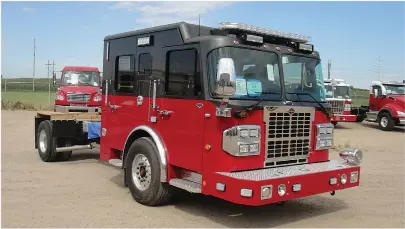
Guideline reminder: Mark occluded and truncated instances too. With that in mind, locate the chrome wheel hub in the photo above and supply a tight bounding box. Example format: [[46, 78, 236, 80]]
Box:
[[39, 130, 47, 153], [132, 154, 151, 191], [381, 117, 388, 127]]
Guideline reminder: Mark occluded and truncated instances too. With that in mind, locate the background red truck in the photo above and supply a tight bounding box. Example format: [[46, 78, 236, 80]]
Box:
[[52, 66, 103, 112], [355, 80, 405, 131]]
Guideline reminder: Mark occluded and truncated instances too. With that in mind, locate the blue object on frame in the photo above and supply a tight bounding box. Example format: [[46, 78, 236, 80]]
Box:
[[88, 122, 101, 139]]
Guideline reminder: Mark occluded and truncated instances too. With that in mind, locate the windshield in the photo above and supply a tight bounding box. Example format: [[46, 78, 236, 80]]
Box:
[[208, 47, 282, 100], [282, 55, 326, 102], [61, 71, 100, 86], [334, 86, 351, 99], [384, 84, 405, 95]]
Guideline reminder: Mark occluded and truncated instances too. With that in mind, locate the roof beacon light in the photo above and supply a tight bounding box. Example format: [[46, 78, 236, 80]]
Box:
[[298, 43, 314, 52], [220, 22, 310, 43]]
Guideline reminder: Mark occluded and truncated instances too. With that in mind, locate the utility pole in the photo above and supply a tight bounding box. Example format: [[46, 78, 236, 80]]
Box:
[[377, 56, 381, 81], [33, 38, 36, 91], [45, 60, 56, 106], [327, 59, 331, 79]]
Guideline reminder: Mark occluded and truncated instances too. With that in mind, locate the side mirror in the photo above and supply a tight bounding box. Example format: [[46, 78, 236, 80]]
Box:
[[214, 58, 236, 97], [373, 88, 379, 98]]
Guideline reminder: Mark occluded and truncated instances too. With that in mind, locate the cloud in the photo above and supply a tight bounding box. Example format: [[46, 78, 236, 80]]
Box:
[[110, 1, 234, 27], [109, 1, 137, 10], [22, 7, 37, 13]]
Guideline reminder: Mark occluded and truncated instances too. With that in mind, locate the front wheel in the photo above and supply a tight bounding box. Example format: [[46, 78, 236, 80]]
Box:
[[378, 113, 394, 131], [125, 137, 174, 206]]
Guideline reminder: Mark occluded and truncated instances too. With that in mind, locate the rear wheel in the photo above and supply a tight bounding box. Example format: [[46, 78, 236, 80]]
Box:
[[378, 113, 394, 131], [37, 120, 73, 162], [125, 137, 174, 206], [37, 120, 58, 162]]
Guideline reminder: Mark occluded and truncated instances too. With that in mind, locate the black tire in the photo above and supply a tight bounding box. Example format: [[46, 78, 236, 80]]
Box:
[[36, 120, 58, 162], [56, 138, 72, 161], [125, 137, 174, 206], [331, 121, 337, 127], [356, 115, 365, 123], [378, 112, 394, 131]]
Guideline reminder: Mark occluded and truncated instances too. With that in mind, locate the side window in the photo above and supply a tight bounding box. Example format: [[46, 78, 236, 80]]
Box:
[[138, 53, 152, 76], [372, 85, 381, 97], [165, 49, 201, 97], [115, 55, 135, 93]]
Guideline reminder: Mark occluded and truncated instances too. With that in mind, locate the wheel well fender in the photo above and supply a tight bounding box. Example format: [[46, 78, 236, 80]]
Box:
[[122, 125, 167, 182], [378, 108, 393, 118]]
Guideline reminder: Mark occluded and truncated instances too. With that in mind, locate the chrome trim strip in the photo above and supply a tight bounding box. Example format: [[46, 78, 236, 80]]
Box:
[[124, 125, 167, 182]]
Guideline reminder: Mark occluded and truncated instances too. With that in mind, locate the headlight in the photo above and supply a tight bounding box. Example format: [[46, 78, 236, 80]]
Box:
[[93, 95, 102, 102], [249, 129, 259, 137], [223, 125, 261, 157], [240, 129, 249, 137], [344, 103, 351, 111], [339, 148, 363, 165], [315, 123, 334, 150], [239, 144, 249, 153], [397, 111, 405, 117], [340, 174, 347, 184], [55, 94, 64, 101], [277, 184, 286, 196]]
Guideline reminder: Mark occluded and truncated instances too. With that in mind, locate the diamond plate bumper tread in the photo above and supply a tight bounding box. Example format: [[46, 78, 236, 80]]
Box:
[[169, 178, 202, 193], [216, 160, 358, 181]]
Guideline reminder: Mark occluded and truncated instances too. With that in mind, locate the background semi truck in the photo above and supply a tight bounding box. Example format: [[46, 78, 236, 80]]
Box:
[[52, 66, 103, 113], [324, 79, 357, 126], [353, 80, 405, 131]]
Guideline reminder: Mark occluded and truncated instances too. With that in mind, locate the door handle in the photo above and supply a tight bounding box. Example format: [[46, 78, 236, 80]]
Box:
[[159, 110, 174, 116], [109, 104, 121, 110]]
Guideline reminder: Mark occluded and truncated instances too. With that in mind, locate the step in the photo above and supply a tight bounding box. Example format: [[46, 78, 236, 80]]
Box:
[[108, 159, 123, 167], [169, 178, 202, 193]]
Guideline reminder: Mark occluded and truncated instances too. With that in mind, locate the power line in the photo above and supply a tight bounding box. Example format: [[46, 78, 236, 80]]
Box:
[[45, 60, 56, 106], [32, 38, 36, 91], [377, 56, 381, 80]]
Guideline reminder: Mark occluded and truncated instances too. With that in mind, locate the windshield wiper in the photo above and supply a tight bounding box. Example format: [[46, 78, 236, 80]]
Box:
[[286, 92, 330, 118], [245, 92, 279, 111]]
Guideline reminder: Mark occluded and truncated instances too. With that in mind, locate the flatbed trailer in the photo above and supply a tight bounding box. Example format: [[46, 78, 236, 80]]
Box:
[[34, 111, 101, 162]]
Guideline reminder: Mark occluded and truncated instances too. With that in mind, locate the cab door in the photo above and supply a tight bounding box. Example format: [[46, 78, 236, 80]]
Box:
[[156, 45, 205, 173]]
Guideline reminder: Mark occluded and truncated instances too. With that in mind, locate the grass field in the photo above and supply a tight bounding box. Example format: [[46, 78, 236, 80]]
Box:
[[1, 91, 53, 105], [1, 77, 371, 110]]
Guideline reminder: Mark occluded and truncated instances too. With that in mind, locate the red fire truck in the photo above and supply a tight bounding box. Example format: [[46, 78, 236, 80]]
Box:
[[52, 66, 102, 113], [35, 22, 363, 206], [357, 80, 405, 131], [324, 79, 357, 126]]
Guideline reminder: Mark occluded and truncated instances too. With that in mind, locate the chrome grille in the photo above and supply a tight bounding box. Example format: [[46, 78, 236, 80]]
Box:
[[263, 106, 314, 167], [327, 100, 344, 114], [66, 93, 90, 102]]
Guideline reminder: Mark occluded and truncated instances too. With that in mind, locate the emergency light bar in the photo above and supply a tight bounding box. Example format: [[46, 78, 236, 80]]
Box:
[[219, 22, 310, 43]]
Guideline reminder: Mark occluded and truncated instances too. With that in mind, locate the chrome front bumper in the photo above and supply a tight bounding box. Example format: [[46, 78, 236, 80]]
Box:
[[54, 105, 100, 113], [399, 118, 405, 125]]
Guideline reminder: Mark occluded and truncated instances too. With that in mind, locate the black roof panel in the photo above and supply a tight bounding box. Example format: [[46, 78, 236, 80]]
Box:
[[104, 22, 214, 41]]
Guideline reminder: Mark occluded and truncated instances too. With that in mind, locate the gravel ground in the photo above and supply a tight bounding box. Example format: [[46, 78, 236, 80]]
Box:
[[2, 110, 404, 228]]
